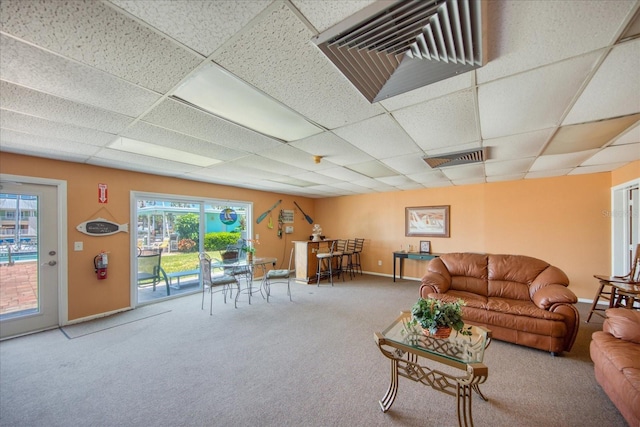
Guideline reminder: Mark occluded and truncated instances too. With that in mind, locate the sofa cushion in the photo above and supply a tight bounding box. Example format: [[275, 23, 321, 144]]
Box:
[[487, 255, 549, 299], [605, 309, 640, 344], [485, 297, 565, 321], [426, 290, 488, 309], [440, 253, 488, 296]]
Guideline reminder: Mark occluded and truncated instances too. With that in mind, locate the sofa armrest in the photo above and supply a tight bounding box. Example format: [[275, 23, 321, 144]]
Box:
[[531, 284, 577, 310], [419, 272, 450, 297], [604, 308, 640, 344]]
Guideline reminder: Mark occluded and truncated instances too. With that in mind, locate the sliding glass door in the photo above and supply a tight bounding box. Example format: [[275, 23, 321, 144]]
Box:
[[133, 193, 250, 304]]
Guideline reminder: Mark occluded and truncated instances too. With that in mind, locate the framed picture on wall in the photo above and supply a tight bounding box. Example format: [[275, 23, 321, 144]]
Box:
[[405, 205, 450, 237], [420, 241, 431, 253]]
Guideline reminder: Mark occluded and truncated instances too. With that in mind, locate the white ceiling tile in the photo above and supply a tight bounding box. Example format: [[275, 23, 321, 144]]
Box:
[[380, 153, 431, 175], [122, 122, 246, 161], [525, 168, 573, 179], [0, 129, 100, 158], [352, 177, 394, 190], [440, 164, 485, 181], [290, 171, 342, 185], [1, 110, 117, 147], [230, 155, 309, 176], [0, 35, 160, 117], [316, 167, 367, 181], [328, 181, 370, 194], [530, 150, 599, 171], [212, 2, 384, 130], [376, 175, 415, 186], [333, 114, 421, 159], [290, 132, 373, 166], [485, 158, 535, 177], [452, 177, 486, 186], [612, 122, 640, 145], [111, 0, 271, 57], [393, 89, 479, 151], [141, 99, 280, 153], [347, 160, 397, 178], [292, 0, 376, 32], [255, 144, 334, 172], [487, 173, 526, 183], [407, 170, 450, 186], [483, 129, 553, 160], [581, 143, 640, 166], [563, 40, 640, 125], [0, 0, 202, 93], [478, 52, 600, 139], [477, 0, 637, 84], [0, 80, 134, 134], [569, 163, 630, 175], [380, 72, 475, 111]]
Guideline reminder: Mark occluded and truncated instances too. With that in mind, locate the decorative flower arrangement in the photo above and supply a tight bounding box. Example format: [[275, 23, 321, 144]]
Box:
[[407, 297, 471, 337], [242, 239, 259, 257]]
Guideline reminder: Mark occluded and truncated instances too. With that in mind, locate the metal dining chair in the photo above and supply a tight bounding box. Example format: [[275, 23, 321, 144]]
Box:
[[264, 248, 294, 302], [200, 252, 240, 314]]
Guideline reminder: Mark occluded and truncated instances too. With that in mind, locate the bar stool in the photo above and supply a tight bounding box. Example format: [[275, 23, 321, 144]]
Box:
[[352, 238, 365, 275], [317, 240, 336, 286], [333, 239, 347, 281], [340, 239, 356, 280]]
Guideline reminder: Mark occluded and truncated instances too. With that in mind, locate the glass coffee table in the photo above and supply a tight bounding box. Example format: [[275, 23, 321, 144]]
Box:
[[374, 311, 492, 427]]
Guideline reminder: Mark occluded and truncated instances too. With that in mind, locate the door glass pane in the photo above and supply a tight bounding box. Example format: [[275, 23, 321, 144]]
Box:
[[0, 193, 39, 318]]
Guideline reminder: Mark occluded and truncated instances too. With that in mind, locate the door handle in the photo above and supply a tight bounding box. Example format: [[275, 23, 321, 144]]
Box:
[[42, 260, 57, 266]]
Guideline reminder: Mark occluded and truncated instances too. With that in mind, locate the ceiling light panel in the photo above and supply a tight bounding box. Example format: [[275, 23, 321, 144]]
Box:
[[0, 35, 160, 117], [141, 99, 281, 154], [563, 40, 640, 125], [393, 89, 479, 150], [90, 151, 199, 176], [0, 81, 134, 134], [212, 2, 384, 129], [478, 52, 600, 139], [108, 137, 221, 167], [173, 63, 322, 142]]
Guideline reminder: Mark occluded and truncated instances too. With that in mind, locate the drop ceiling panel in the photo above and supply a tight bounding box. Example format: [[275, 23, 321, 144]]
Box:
[[110, 0, 271, 57], [485, 158, 535, 177], [290, 132, 374, 166], [530, 150, 599, 171], [291, 0, 377, 33], [440, 163, 485, 181], [0, 81, 134, 134], [141, 99, 280, 154], [289, 171, 342, 185], [0, 35, 160, 117], [332, 114, 421, 159], [254, 144, 334, 172], [316, 167, 367, 181], [393, 89, 479, 151], [581, 143, 640, 166], [487, 173, 526, 183], [230, 155, 309, 176], [570, 163, 631, 175], [0, 129, 100, 159], [0, 0, 202, 93], [122, 122, 246, 161], [352, 177, 396, 191], [381, 153, 433, 175], [476, 0, 637, 84], [1, 110, 117, 147], [347, 160, 398, 178], [90, 149, 201, 176], [478, 52, 600, 139], [526, 168, 574, 179], [612, 123, 640, 145], [211, 2, 384, 130], [563, 40, 640, 125], [483, 129, 552, 160], [380, 72, 475, 112]]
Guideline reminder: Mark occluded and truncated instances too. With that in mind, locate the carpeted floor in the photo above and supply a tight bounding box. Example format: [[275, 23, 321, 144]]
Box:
[[0, 274, 627, 427]]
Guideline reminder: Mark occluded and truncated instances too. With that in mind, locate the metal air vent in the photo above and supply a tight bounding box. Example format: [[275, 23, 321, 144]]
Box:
[[313, 0, 486, 103], [423, 148, 485, 168]]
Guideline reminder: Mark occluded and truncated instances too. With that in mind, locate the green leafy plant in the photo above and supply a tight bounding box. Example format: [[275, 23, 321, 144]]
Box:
[[408, 297, 471, 336]]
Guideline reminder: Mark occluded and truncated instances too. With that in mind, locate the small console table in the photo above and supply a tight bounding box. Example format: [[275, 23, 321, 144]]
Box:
[[393, 251, 440, 282]]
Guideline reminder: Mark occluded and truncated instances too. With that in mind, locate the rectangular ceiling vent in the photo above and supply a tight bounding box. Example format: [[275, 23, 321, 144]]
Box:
[[312, 0, 486, 103], [423, 148, 485, 168]]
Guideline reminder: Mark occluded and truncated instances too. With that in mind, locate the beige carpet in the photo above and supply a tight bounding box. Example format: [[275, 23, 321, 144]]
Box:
[[0, 274, 627, 427]]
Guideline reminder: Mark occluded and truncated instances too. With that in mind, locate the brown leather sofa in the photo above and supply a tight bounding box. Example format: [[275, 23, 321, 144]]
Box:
[[420, 253, 579, 354], [590, 308, 640, 426]]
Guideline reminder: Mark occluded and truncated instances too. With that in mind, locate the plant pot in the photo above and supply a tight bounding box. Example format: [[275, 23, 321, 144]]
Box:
[[247, 253, 253, 262], [422, 326, 452, 339]]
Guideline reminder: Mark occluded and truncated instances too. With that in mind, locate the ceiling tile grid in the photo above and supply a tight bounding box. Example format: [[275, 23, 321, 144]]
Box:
[[0, 0, 639, 198]]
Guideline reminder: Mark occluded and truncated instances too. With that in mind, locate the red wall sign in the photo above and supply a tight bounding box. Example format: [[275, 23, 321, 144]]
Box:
[[98, 183, 108, 204]]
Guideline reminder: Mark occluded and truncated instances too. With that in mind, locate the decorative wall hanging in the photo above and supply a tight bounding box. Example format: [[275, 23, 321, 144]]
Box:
[[405, 206, 450, 237]]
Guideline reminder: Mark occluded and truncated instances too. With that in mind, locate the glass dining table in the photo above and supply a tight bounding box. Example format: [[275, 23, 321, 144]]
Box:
[[212, 256, 277, 305]]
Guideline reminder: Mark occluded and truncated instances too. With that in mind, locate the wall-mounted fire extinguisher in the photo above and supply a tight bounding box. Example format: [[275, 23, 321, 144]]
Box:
[[94, 251, 108, 280]]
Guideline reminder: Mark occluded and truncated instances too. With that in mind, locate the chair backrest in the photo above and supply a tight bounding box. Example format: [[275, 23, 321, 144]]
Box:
[[345, 239, 356, 253], [335, 239, 347, 252], [354, 238, 365, 252], [138, 253, 161, 275], [199, 252, 212, 286], [221, 249, 239, 263]]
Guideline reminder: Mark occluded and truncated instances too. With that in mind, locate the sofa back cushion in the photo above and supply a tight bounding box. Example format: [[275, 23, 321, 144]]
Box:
[[488, 255, 550, 300], [440, 253, 488, 296]]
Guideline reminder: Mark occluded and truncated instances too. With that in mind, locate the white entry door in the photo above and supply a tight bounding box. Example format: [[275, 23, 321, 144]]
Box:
[[0, 182, 59, 339]]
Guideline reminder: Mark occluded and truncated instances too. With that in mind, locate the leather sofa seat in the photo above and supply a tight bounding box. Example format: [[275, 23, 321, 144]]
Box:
[[590, 308, 640, 426], [420, 253, 579, 354]]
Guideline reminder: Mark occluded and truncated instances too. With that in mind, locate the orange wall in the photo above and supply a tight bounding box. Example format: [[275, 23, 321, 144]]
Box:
[[316, 173, 617, 300], [3, 152, 639, 320], [1, 153, 314, 320]]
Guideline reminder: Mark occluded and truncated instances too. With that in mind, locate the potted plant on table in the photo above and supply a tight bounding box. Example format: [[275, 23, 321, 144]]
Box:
[[407, 297, 471, 338]]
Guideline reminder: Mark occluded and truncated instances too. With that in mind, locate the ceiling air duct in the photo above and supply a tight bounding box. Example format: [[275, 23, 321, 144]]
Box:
[[312, 0, 487, 103], [423, 148, 486, 168]]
